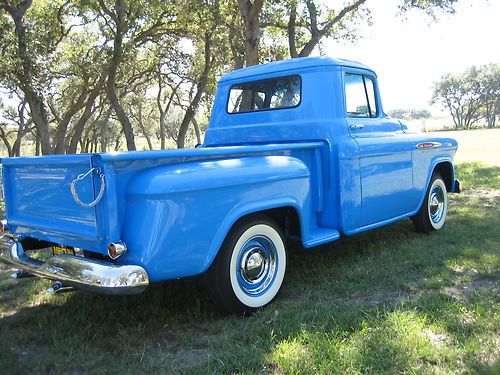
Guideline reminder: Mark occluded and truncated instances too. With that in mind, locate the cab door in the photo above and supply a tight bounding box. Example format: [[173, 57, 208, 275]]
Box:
[[344, 70, 415, 227]]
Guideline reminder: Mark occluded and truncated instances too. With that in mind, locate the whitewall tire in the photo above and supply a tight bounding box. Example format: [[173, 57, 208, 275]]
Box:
[[206, 214, 287, 314], [412, 173, 448, 233]]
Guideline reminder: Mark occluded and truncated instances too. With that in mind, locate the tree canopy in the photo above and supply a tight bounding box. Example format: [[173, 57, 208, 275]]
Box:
[[0, 0, 463, 156]]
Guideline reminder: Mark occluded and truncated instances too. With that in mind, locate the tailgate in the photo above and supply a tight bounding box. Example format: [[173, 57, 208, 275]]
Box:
[[1, 154, 108, 252]]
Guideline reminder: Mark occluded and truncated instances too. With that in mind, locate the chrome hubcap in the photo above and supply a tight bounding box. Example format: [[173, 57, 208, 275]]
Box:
[[429, 186, 445, 223], [237, 236, 277, 296], [241, 248, 267, 282]]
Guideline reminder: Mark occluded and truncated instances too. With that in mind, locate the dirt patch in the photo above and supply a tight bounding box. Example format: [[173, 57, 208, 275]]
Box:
[[424, 328, 449, 346], [464, 189, 500, 199], [174, 348, 211, 370], [311, 276, 499, 311], [451, 188, 500, 208], [345, 288, 414, 307], [142, 335, 212, 373], [442, 278, 499, 302]]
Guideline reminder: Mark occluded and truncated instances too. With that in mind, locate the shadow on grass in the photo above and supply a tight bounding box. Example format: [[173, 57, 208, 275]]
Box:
[[0, 167, 499, 374], [1, 212, 498, 374], [455, 162, 500, 190]]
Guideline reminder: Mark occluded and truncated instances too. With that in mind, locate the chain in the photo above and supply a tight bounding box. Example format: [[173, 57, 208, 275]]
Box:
[[70, 167, 106, 208]]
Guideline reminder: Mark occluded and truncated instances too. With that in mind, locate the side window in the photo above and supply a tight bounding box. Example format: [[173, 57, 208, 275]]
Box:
[[227, 75, 301, 114], [344, 73, 378, 118]]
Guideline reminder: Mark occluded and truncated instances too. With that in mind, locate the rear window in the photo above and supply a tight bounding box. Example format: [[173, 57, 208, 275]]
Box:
[[227, 75, 301, 114]]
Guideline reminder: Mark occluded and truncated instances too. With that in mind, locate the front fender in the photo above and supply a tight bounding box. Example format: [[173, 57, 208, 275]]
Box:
[[413, 156, 455, 215]]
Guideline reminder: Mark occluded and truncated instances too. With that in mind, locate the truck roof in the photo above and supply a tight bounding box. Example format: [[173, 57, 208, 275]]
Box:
[[219, 56, 373, 83]]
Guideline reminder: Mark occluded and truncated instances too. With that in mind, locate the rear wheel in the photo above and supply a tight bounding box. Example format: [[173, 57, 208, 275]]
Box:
[[206, 214, 287, 315], [412, 173, 448, 233]]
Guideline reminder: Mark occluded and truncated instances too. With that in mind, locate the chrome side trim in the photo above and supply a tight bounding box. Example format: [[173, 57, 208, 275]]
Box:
[[416, 142, 442, 149], [0, 234, 149, 295], [350, 124, 365, 130]]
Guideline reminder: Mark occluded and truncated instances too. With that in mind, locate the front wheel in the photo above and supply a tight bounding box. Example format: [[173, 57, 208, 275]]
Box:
[[412, 173, 448, 233], [205, 214, 287, 315]]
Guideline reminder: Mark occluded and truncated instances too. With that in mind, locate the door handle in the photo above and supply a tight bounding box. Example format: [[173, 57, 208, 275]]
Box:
[[350, 124, 365, 130]]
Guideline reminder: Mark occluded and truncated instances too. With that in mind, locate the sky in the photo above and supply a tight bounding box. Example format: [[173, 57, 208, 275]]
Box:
[[323, 0, 500, 114]]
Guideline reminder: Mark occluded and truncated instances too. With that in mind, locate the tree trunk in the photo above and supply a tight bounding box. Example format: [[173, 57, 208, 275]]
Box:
[[238, 0, 264, 66], [11, 101, 31, 156], [0, 127, 13, 156], [105, 0, 136, 151], [191, 118, 202, 145], [100, 109, 112, 152], [157, 77, 180, 150], [28, 99, 52, 154], [4, 0, 53, 154], [228, 5, 245, 70], [12, 119, 32, 157], [53, 88, 90, 154], [114, 130, 123, 151], [177, 33, 212, 149], [288, 1, 298, 58], [34, 129, 41, 156], [67, 81, 103, 154], [136, 104, 153, 150]]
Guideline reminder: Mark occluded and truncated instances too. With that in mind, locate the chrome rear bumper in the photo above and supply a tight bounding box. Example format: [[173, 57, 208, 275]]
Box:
[[0, 234, 149, 295]]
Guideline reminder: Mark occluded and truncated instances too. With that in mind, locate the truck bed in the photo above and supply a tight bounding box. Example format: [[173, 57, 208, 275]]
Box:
[[1, 142, 325, 255]]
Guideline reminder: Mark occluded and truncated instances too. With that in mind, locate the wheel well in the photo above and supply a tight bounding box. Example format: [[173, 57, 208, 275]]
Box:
[[433, 162, 453, 192], [233, 207, 302, 241]]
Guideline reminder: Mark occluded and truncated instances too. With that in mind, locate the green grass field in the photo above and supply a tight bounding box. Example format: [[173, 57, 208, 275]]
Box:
[[0, 129, 499, 374]]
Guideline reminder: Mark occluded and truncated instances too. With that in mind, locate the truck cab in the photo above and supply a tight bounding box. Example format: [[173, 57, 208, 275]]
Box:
[[205, 57, 456, 234]]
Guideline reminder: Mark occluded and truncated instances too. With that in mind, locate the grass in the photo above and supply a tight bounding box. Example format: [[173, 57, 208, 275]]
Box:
[[1, 133, 499, 374]]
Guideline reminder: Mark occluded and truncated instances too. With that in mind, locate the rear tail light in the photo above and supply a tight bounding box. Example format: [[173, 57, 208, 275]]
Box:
[[107, 241, 127, 259]]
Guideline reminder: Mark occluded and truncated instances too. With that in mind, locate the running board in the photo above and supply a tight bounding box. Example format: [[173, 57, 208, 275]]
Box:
[[303, 228, 340, 248]]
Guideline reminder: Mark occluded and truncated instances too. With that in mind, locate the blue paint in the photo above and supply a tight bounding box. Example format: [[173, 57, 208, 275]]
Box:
[[1, 56, 458, 286]]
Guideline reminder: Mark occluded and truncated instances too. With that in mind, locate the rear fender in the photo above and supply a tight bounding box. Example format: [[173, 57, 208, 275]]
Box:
[[203, 198, 306, 272], [120, 155, 311, 281]]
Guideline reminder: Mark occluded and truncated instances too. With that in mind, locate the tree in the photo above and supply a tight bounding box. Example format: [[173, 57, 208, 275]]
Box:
[[477, 64, 500, 128], [170, 0, 233, 148], [432, 64, 499, 129], [0, 95, 35, 156], [241, 0, 461, 65], [0, 0, 69, 154], [0, 0, 108, 154], [80, 0, 165, 151], [282, 0, 368, 58], [399, 0, 458, 15], [0, 0, 465, 156]]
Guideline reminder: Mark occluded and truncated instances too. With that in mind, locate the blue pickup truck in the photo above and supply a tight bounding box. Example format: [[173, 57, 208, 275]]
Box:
[[0, 57, 459, 314]]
